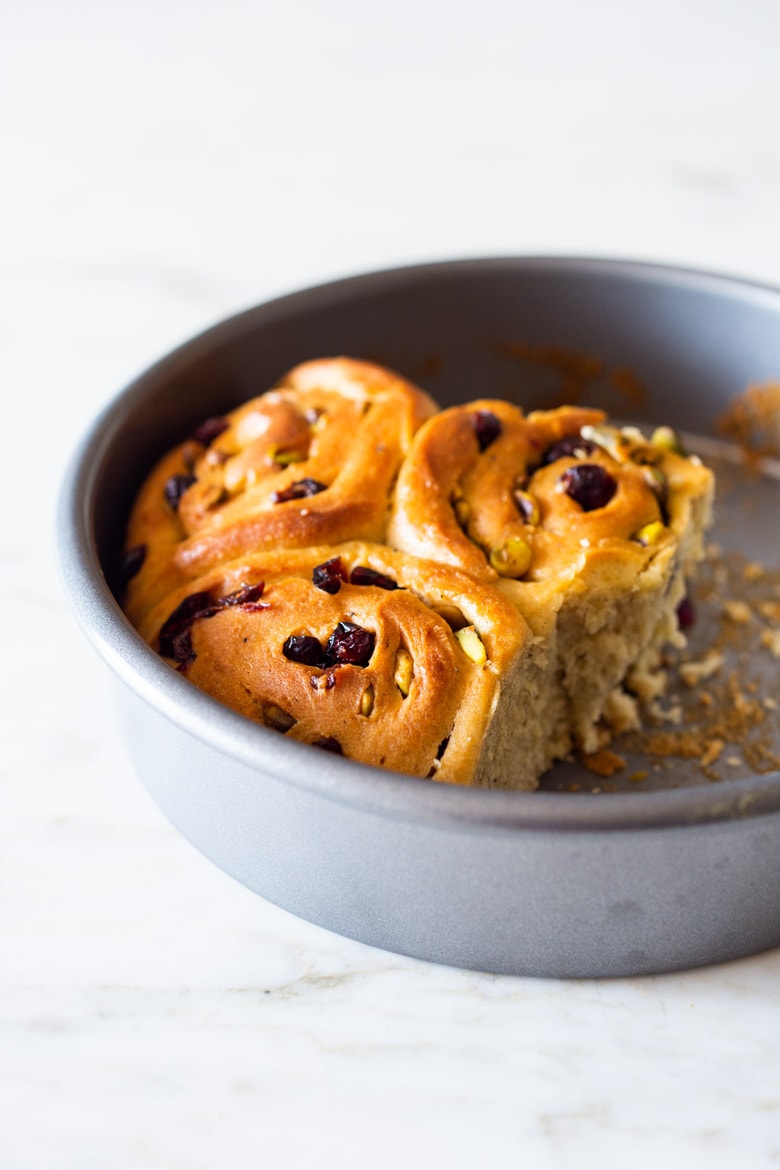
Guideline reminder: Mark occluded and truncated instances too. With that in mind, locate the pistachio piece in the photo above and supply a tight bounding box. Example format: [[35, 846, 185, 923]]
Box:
[[635, 521, 665, 546], [489, 536, 532, 578], [263, 705, 297, 732], [620, 425, 646, 444], [580, 424, 632, 462], [512, 489, 540, 525], [631, 444, 664, 466], [268, 446, 306, 466], [393, 647, 414, 696], [617, 430, 664, 465], [360, 685, 375, 717], [455, 625, 487, 665], [592, 424, 665, 467], [651, 426, 688, 456], [642, 465, 667, 495]]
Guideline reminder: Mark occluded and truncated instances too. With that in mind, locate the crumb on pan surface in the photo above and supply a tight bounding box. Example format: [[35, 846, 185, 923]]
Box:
[[718, 382, 780, 462], [622, 544, 780, 783]]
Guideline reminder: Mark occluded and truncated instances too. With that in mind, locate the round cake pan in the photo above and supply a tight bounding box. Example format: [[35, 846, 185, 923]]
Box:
[[58, 257, 780, 978]]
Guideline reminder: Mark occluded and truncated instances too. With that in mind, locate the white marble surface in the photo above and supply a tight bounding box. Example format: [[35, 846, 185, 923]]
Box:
[[3, 1, 780, 1166]]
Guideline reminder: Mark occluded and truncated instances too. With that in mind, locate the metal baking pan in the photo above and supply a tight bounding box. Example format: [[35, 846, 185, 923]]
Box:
[[58, 257, 780, 978]]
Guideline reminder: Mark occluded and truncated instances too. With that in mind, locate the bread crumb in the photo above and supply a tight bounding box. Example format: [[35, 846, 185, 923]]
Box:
[[627, 563, 780, 779], [717, 381, 780, 461], [743, 562, 766, 582], [679, 650, 724, 687], [760, 629, 780, 658], [700, 738, 724, 768], [582, 750, 626, 777], [642, 730, 713, 760], [628, 770, 648, 783], [722, 600, 752, 624]]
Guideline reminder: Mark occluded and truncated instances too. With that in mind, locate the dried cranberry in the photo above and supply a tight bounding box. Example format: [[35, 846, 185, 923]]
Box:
[[312, 557, 349, 594], [158, 590, 218, 663], [543, 434, 596, 464], [560, 464, 617, 511], [157, 583, 266, 668], [312, 736, 344, 755], [283, 634, 326, 667], [324, 621, 375, 667], [472, 410, 502, 452], [161, 591, 217, 631], [677, 596, 696, 630], [119, 544, 146, 585], [349, 566, 398, 590], [164, 473, 197, 511], [191, 416, 229, 446], [219, 582, 266, 610], [170, 628, 197, 668], [272, 478, 327, 504]]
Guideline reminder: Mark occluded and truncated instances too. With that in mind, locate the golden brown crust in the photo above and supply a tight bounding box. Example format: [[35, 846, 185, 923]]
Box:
[[122, 358, 715, 786], [124, 359, 438, 626], [387, 399, 714, 755], [138, 542, 529, 785], [387, 400, 712, 587]]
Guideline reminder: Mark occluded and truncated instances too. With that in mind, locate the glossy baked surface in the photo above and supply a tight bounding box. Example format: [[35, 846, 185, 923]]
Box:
[[122, 355, 713, 786]]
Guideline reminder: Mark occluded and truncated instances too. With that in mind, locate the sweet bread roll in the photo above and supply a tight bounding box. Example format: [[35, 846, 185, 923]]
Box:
[[135, 542, 559, 789], [388, 400, 609, 584], [387, 401, 714, 752], [122, 358, 714, 785], [123, 358, 437, 627]]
